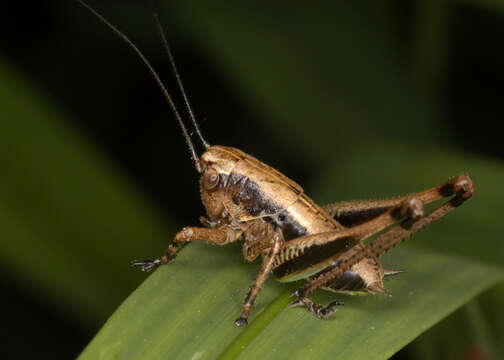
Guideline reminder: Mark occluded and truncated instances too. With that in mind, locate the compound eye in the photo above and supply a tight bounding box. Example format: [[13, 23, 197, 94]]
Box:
[[203, 170, 220, 191]]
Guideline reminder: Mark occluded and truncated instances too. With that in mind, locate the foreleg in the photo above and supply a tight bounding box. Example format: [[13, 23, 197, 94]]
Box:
[[131, 225, 242, 272]]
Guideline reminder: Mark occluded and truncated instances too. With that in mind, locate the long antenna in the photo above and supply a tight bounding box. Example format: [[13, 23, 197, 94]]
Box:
[[153, 12, 210, 150], [76, 0, 203, 173]]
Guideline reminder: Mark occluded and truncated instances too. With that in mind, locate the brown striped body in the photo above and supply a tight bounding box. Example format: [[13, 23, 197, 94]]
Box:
[[200, 145, 386, 294], [78, 0, 474, 326]]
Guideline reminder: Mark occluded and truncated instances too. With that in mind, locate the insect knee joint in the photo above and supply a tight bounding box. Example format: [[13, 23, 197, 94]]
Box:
[[452, 174, 474, 200], [175, 227, 194, 243], [399, 198, 424, 220]]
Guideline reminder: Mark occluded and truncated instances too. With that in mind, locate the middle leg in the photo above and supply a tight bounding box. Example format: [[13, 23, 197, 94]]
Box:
[[235, 229, 284, 327]]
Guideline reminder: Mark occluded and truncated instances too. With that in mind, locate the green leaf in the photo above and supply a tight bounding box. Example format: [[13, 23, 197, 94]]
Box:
[[78, 244, 502, 360], [76, 141, 504, 359]]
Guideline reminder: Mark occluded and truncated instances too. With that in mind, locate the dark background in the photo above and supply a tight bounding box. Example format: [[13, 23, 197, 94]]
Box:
[[1, 1, 503, 358]]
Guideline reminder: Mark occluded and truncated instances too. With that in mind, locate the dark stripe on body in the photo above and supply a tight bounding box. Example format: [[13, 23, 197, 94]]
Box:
[[273, 236, 357, 279], [227, 173, 282, 217], [226, 173, 307, 240], [266, 211, 307, 240], [334, 207, 388, 227], [223, 172, 369, 287]]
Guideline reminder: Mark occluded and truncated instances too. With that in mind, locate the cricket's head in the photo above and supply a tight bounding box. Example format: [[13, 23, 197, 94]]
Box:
[[198, 146, 244, 221], [198, 145, 304, 223]]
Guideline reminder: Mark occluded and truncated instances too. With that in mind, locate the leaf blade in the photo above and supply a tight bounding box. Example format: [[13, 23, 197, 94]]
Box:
[[78, 244, 503, 360]]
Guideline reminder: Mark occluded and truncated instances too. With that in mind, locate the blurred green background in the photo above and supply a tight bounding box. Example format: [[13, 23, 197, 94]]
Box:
[[1, 0, 504, 359]]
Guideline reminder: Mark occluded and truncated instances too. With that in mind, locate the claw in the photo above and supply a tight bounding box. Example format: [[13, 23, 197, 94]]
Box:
[[290, 300, 305, 308], [130, 259, 162, 272], [318, 300, 343, 318], [327, 300, 344, 307], [130, 260, 148, 268], [234, 317, 248, 327], [319, 308, 334, 318]]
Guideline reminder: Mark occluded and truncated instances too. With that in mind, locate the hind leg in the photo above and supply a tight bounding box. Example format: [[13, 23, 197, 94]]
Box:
[[322, 174, 472, 228], [293, 174, 473, 312]]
